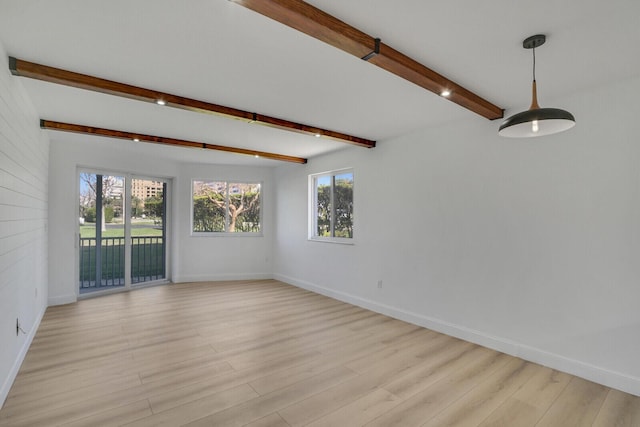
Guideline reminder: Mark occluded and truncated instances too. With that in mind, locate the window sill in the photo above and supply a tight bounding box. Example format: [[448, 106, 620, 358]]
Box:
[[308, 237, 354, 245], [191, 232, 263, 237]]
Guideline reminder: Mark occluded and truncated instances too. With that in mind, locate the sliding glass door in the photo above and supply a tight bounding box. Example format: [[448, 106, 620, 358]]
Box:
[[78, 173, 125, 293], [78, 171, 168, 295], [130, 178, 166, 284]]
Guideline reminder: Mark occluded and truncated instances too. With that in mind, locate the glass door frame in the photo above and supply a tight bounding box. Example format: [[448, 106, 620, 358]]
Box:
[[76, 167, 171, 299], [130, 174, 169, 287]]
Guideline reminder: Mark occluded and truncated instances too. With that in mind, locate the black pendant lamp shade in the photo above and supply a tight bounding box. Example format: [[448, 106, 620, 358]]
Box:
[[499, 35, 575, 138], [498, 107, 575, 138]]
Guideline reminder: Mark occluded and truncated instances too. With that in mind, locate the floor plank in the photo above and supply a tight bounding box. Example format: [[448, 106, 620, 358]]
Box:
[[365, 351, 513, 427], [122, 384, 258, 427], [60, 399, 152, 427], [243, 412, 291, 427], [478, 367, 572, 427], [593, 389, 640, 427], [306, 388, 401, 427], [421, 359, 537, 427], [0, 279, 638, 427], [535, 376, 609, 427]]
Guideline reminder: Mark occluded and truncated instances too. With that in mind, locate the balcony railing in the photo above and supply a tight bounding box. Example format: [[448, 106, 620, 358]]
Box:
[[79, 236, 164, 291], [131, 236, 165, 283]]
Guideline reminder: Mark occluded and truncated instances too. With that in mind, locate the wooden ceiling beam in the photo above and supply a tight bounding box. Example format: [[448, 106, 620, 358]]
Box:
[[230, 0, 375, 58], [230, 0, 504, 120], [10, 57, 375, 148], [40, 120, 308, 164], [369, 43, 504, 120]]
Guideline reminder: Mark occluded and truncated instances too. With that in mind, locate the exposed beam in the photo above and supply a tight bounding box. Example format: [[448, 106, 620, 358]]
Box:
[[230, 0, 504, 120], [40, 120, 308, 164], [369, 43, 504, 120], [10, 57, 375, 148]]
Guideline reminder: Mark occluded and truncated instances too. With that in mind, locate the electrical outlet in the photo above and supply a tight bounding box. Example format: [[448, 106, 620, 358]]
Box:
[[377, 280, 383, 289]]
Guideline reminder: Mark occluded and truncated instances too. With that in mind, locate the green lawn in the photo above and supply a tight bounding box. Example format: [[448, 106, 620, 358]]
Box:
[[79, 242, 164, 284], [80, 224, 162, 238], [78, 223, 165, 286]]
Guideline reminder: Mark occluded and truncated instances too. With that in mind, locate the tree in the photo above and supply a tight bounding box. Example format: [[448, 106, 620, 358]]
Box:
[[316, 184, 331, 236], [80, 173, 122, 231], [193, 193, 225, 232], [192, 182, 260, 232], [315, 177, 353, 238], [131, 196, 143, 218], [104, 206, 115, 223], [205, 186, 259, 232], [84, 207, 96, 223], [334, 178, 353, 238], [227, 187, 260, 232], [144, 195, 164, 218]]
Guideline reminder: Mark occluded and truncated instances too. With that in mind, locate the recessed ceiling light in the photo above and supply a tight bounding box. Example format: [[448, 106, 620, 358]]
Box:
[[133, 138, 140, 142], [441, 90, 451, 97], [254, 154, 259, 158], [314, 133, 321, 138], [156, 99, 166, 106]]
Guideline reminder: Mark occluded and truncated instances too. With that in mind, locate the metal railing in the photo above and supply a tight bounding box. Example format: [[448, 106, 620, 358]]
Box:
[[131, 236, 165, 283], [79, 236, 165, 291]]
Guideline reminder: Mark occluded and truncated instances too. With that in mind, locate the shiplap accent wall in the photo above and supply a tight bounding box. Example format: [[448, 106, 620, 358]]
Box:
[[0, 45, 49, 407]]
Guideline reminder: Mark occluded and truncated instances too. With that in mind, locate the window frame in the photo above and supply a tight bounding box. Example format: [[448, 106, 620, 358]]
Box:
[[308, 168, 355, 244], [191, 179, 263, 237]]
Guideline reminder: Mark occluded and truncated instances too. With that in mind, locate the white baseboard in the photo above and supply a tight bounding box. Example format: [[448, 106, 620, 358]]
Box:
[[174, 273, 273, 283], [274, 273, 640, 397], [48, 293, 77, 306], [517, 344, 640, 398], [0, 304, 46, 409]]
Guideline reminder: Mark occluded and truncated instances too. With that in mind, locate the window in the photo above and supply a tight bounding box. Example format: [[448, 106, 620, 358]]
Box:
[[310, 169, 354, 242], [192, 180, 261, 234]]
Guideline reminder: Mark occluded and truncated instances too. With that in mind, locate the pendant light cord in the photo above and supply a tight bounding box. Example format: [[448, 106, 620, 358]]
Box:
[[532, 46, 536, 81], [529, 45, 540, 110]]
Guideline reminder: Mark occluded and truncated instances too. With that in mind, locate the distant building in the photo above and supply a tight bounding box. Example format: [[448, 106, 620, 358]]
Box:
[[132, 179, 164, 201]]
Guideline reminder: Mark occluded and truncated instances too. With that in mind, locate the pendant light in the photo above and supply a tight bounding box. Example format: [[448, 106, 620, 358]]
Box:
[[499, 34, 575, 138]]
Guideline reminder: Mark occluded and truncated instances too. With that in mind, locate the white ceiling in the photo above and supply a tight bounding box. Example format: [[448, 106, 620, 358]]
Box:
[[1, 0, 639, 166]]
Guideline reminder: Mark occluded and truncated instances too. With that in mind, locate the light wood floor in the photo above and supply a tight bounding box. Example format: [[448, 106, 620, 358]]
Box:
[[1, 280, 639, 426]]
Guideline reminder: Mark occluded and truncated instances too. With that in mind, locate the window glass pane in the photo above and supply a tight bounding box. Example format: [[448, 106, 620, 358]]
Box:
[[131, 179, 166, 284], [310, 170, 354, 240], [193, 180, 226, 232], [192, 180, 262, 234], [78, 173, 126, 292], [229, 183, 261, 233], [333, 172, 353, 238], [316, 176, 331, 237]]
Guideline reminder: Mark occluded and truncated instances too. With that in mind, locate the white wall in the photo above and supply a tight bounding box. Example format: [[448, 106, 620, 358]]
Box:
[[0, 46, 49, 407], [48, 136, 275, 304], [274, 75, 640, 396], [173, 162, 274, 283], [48, 137, 179, 305]]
